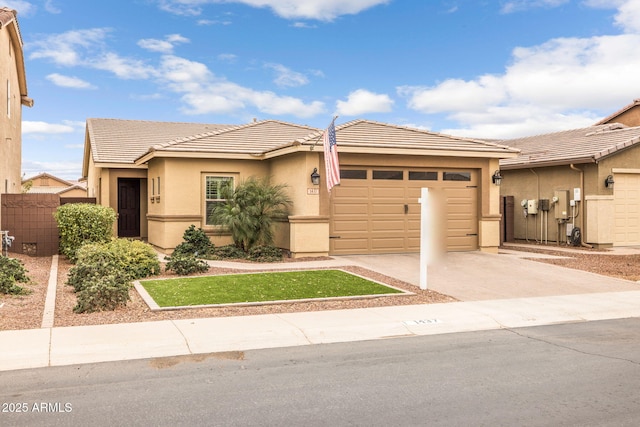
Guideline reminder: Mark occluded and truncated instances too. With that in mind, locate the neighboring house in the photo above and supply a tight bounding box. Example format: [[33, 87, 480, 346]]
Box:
[[498, 123, 640, 247], [0, 8, 33, 194], [595, 99, 640, 127], [22, 172, 88, 197], [83, 118, 517, 256]]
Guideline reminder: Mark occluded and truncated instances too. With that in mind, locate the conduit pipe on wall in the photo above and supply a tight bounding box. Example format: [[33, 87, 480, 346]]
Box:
[[569, 164, 593, 249], [529, 168, 541, 243]]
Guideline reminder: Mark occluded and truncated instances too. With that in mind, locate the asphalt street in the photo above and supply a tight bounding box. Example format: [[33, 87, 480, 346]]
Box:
[[2, 318, 639, 427]]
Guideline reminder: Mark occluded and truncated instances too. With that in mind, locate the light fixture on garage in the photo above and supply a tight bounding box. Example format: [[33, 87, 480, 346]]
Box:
[[310, 168, 320, 185], [492, 170, 503, 186], [605, 174, 615, 189]]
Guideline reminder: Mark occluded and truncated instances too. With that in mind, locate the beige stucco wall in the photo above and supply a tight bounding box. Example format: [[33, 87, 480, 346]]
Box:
[[147, 157, 270, 251], [0, 25, 23, 195]]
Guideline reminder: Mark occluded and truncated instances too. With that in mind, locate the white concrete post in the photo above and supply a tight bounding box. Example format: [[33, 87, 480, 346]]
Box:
[[418, 188, 430, 290]]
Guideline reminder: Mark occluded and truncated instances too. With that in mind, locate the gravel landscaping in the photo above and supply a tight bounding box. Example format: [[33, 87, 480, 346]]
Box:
[[2, 244, 639, 331]]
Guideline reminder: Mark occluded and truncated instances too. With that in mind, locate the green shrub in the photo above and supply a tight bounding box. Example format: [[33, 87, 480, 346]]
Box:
[[172, 225, 214, 258], [246, 245, 283, 262], [74, 274, 130, 313], [67, 245, 130, 292], [107, 239, 161, 279], [0, 256, 31, 295], [165, 254, 210, 276], [211, 244, 246, 260], [54, 203, 117, 262]]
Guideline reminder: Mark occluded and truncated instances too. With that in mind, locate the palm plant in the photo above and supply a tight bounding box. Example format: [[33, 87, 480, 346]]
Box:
[[209, 177, 291, 251]]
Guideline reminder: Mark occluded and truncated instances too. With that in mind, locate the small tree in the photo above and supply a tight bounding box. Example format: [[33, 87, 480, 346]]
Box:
[[54, 203, 117, 261], [209, 177, 291, 251]]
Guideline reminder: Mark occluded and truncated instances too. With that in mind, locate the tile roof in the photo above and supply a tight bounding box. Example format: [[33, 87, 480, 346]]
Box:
[[147, 120, 319, 156], [298, 120, 519, 155], [86, 118, 235, 164], [498, 123, 640, 169], [88, 118, 518, 168]]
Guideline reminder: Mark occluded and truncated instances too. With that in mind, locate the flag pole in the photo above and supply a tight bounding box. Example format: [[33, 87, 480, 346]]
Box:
[[310, 116, 339, 151]]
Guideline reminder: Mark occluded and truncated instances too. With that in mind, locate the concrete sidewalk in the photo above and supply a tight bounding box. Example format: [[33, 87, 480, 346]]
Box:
[[1, 247, 639, 372], [2, 290, 640, 371]]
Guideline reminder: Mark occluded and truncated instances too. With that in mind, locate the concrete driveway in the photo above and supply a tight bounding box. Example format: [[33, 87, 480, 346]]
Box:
[[336, 250, 640, 301]]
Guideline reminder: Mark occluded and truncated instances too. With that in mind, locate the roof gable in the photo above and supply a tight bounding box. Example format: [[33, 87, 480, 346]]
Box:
[[85, 118, 236, 165], [595, 99, 640, 126], [147, 120, 319, 155], [298, 120, 518, 155], [499, 123, 640, 169]]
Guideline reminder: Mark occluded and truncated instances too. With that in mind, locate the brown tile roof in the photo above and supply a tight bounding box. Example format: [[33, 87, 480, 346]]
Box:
[[147, 120, 319, 156], [595, 99, 640, 125], [86, 118, 235, 164], [498, 123, 640, 169], [298, 120, 519, 155]]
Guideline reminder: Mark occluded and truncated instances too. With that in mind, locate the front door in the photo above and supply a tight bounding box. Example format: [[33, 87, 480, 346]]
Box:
[[118, 178, 140, 237]]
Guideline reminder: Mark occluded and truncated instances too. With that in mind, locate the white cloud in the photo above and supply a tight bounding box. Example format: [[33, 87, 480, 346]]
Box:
[[44, 0, 61, 14], [158, 55, 325, 117], [400, 1, 640, 139], [21, 160, 83, 181], [138, 34, 189, 53], [265, 63, 309, 87], [46, 73, 96, 89], [155, 0, 390, 21], [2, 1, 36, 15], [336, 89, 394, 116], [500, 0, 569, 14], [22, 121, 76, 134], [27, 28, 111, 66], [217, 53, 237, 62]]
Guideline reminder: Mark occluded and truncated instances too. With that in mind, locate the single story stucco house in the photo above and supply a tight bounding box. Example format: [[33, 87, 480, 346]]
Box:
[[82, 118, 518, 257], [498, 122, 640, 247]]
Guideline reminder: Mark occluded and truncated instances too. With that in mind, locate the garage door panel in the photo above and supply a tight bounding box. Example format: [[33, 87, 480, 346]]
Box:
[[334, 204, 368, 215], [334, 187, 369, 198], [372, 187, 405, 198], [372, 205, 404, 215], [371, 238, 406, 250], [333, 220, 368, 232], [332, 239, 369, 252], [371, 220, 405, 232]]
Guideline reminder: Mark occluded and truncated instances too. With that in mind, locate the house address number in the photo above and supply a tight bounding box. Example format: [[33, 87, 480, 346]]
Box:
[[307, 188, 319, 195]]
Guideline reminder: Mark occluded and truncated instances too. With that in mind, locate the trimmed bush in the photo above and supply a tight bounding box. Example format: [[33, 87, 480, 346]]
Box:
[[0, 256, 31, 295], [67, 245, 129, 292], [74, 275, 130, 313], [211, 244, 246, 260], [67, 239, 159, 312], [172, 225, 214, 258], [165, 254, 210, 276], [246, 245, 283, 262], [107, 239, 161, 279], [54, 203, 117, 261]]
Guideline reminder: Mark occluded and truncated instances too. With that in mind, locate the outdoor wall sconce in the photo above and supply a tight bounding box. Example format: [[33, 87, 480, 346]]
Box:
[[492, 170, 503, 186], [310, 168, 320, 185], [605, 174, 615, 189]]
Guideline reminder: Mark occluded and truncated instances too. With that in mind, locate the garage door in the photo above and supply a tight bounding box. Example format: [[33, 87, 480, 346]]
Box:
[[330, 168, 478, 254], [613, 173, 640, 246]]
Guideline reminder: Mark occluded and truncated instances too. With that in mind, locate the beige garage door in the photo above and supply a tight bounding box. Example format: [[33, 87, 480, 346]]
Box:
[[614, 173, 640, 246], [330, 168, 478, 254]]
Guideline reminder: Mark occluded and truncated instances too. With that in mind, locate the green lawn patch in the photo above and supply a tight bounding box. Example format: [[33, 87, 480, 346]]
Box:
[[139, 270, 405, 307]]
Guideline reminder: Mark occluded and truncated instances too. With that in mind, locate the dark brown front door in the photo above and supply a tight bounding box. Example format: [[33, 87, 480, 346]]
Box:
[[118, 178, 140, 237]]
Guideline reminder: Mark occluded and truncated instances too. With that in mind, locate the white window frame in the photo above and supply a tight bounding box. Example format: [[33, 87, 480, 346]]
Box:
[[204, 175, 235, 226]]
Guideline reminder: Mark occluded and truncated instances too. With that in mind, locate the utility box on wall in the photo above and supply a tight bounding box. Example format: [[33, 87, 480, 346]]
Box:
[[554, 190, 569, 220]]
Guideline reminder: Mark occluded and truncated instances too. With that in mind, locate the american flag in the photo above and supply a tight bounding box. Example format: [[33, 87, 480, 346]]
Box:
[[323, 119, 340, 192]]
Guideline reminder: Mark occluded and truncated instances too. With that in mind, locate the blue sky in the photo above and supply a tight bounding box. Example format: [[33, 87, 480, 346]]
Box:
[[7, 0, 640, 179]]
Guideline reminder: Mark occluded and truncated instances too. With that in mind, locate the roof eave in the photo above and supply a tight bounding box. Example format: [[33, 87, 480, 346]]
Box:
[[500, 157, 595, 170]]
